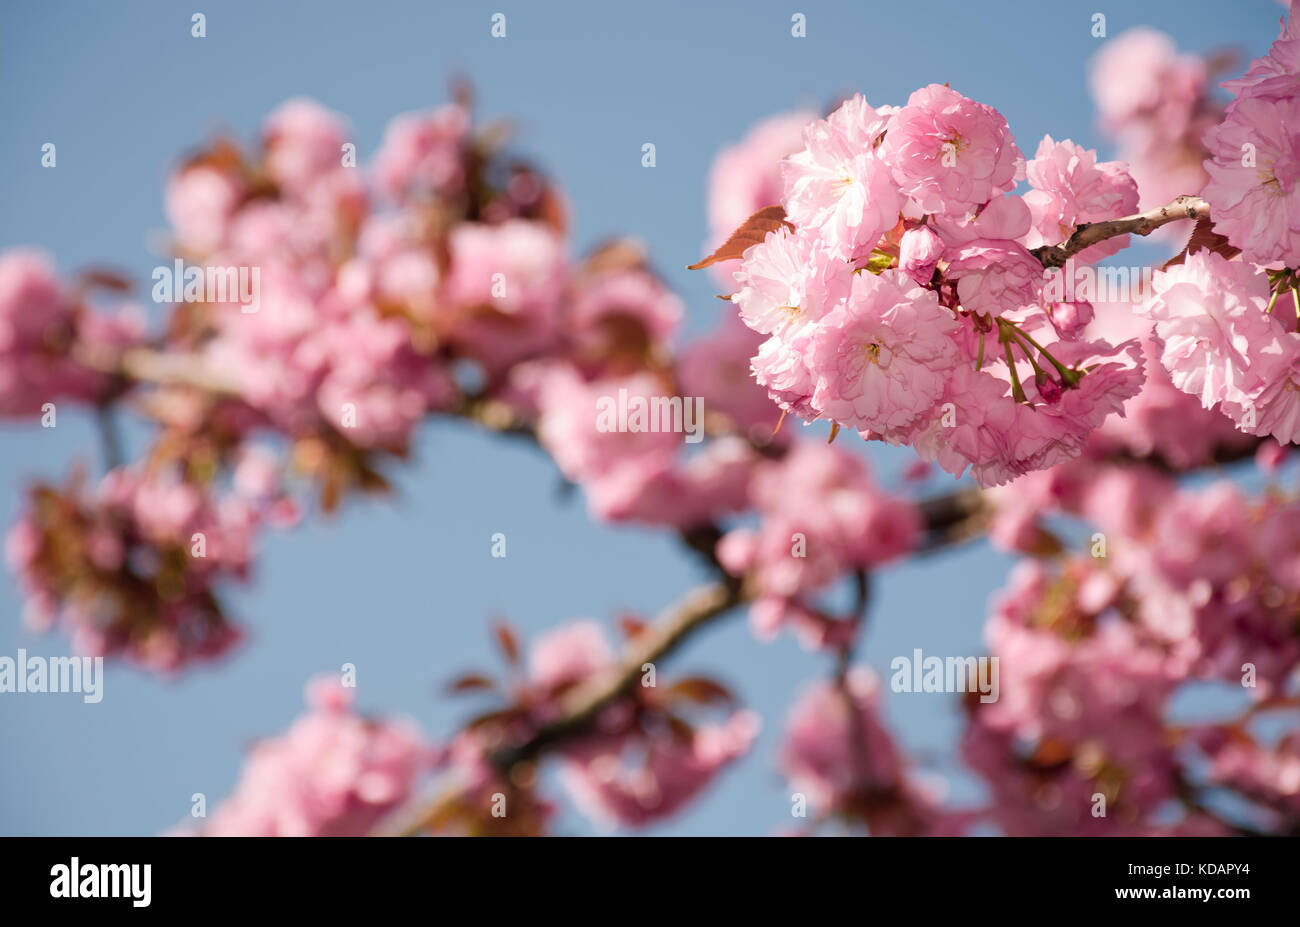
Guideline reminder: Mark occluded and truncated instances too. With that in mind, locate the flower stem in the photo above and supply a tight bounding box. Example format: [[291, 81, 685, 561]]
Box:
[[1001, 333, 1029, 404], [1001, 319, 1082, 387]]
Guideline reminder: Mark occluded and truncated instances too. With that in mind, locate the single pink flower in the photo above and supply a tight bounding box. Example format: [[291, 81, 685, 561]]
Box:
[[781, 95, 902, 260], [1140, 251, 1278, 408], [898, 225, 945, 285], [945, 239, 1044, 318], [730, 226, 851, 336], [880, 84, 1023, 217], [1202, 95, 1300, 265], [808, 270, 962, 433]]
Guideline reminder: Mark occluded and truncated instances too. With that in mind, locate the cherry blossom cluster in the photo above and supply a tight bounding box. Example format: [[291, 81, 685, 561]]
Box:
[[5, 459, 289, 670], [715, 441, 917, 647], [0, 250, 144, 415], [720, 87, 1147, 486], [428, 620, 758, 834], [1130, 7, 1300, 447], [779, 667, 974, 835], [174, 676, 430, 837], [4, 14, 1299, 838], [964, 544, 1299, 836]]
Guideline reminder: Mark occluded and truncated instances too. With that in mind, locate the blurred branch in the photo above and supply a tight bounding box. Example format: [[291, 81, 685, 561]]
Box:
[[74, 344, 242, 395], [382, 576, 748, 836], [492, 578, 745, 769], [915, 487, 987, 553], [1033, 194, 1208, 268], [95, 405, 123, 471]]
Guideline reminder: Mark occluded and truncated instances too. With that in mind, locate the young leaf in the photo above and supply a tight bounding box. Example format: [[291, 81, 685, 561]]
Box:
[[1162, 215, 1240, 270], [669, 676, 736, 706], [492, 620, 521, 666], [688, 205, 792, 270], [446, 673, 497, 694]]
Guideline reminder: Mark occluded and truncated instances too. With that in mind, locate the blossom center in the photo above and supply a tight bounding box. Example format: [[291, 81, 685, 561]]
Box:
[[861, 341, 889, 366], [1259, 161, 1285, 197]]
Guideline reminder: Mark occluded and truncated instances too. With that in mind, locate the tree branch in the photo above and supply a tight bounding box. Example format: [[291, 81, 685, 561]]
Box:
[[1032, 195, 1209, 268], [493, 578, 746, 769], [381, 576, 748, 836], [95, 405, 124, 471]]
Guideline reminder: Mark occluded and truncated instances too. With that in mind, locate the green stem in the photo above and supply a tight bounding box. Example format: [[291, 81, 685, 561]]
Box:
[[1002, 319, 1082, 387], [1002, 336, 1029, 404]]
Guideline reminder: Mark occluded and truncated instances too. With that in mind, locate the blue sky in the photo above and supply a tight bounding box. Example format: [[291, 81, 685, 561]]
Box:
[[0, 0, 1283, 836]]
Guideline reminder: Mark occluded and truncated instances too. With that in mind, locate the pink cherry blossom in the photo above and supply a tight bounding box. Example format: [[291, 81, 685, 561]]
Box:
[[1201, 95, 1300, 265], [809, 270, 962, 433], [1139, 251, 1277, 409], [1023, 135, 1139, 262], [781, 95, 902, 260], [677, 314, 783, 438], [197, 676, 429, 836], [729, 226, 851, 336], [443, 219, 567, 374], [1089, 28, 1207, 137], [898, 224, 945, 285], [781, 668, 960, 834], [945, 239, 1044, 318], [165, 165, 245, 255], [1089, 28, 1218, 216], [559, 708, 760, 830], [0, 250, 143, 416], [263, 98, 354, 200], [535, 367, 682, 523], [373, 104, 471, 202], [717, 441, 918, 642], [1235, 343, 1300, 444], [1197, 729, 1300, 819], [566, 266, 683, 358], [313, 308, 457, 451], [529, 621, 615, 693], [1222, 2, 1300, 105], [880, 84, 1023, 217]]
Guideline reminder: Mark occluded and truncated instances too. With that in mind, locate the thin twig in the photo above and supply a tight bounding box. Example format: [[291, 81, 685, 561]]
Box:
[[95, 405, 124, 471], [381, 577, 748, 836], [1033, 194, 1209, 268]]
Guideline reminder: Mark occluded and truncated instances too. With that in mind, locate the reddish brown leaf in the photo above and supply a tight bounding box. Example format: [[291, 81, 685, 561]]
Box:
[[465, 706, 526, 731], [1162, 216, 1240, 270], [446, 673, 497, 694], [355, 463, 393, 495], [665, 714, 697, 743], [688, 205, 791, 270], [77, 268, 133, 292], [617, 614, 649, 639], [492, 620, 521, 666], [668, 676, 735, 706]]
